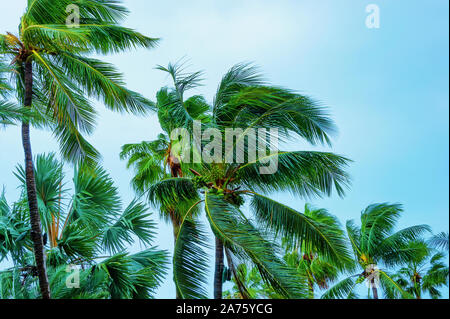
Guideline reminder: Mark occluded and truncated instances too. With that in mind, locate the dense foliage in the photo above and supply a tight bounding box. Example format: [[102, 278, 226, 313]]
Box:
[[0, 0, 448, 300]]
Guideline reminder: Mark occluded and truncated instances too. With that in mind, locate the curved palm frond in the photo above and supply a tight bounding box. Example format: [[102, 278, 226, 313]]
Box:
[[321, 276, 358, 299], [238, 151, 351, 198], [147, 177, 199, 211], [250, 194, 353, 270], [173, 214, 210, 299], [377, 226, 432, 267], [205, 192, 307, 299], [102, 199, 156, 254], [428, 232, 449, 251], [213, 62, 265, 124], [223, 86, 336, 146]]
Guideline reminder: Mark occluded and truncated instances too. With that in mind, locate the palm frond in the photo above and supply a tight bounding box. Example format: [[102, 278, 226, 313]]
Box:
[[250, 194, 353, 270], [359, 203, 403, 256], [238, 151, 351, 198], [223, 86, 336, 146], [147, 177, 199, 210], [25, 0, 129, 26], [56, 52, 155, 115], [71, 164, 121, 232], [377, 226, 432, 267], [379, 270, 413, 299], [102, 199, 156, 254], [129, 248, 169, 299], [0, 101, 28, 126], [205, 192, 307, 299], [428, 232, 449, 251], [321, 276, 358, 299], [173, 216, 210, 299], [213, 62, 264, 123]]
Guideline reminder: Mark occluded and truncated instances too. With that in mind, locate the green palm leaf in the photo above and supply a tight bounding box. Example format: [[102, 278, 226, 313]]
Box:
[[250, 194, 353, 270], [173, 216, 210, 299], [238, 151, 351, 198], [205, 192, 307, 299]]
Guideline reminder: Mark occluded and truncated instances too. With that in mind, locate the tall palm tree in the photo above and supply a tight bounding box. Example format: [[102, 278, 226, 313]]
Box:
[[121, 62, 210, 240], [0, 0, 158, 298], [323, 203, 431, 299], [0, 153, 168, 299], [147, 63, 353, 299], [120, 62, 210, 298], [283, 204, 350, 299], [388, 239, 449, 299]]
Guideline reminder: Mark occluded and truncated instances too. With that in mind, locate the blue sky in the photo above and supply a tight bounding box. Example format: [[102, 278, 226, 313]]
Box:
[[0, 0, 448, 298]]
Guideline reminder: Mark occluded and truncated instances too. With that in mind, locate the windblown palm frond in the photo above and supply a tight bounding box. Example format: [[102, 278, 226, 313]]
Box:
[[147, 178, 200, 212], [321, 276, 359, 299], [213, 62, 265, 124], [221, 86, 336, 145], [250, 196, 353, 270], [428, 232, 449, 251], [238, 151, 351, 198], [173, 217, 210, 299], [205, 192, 308, 299]]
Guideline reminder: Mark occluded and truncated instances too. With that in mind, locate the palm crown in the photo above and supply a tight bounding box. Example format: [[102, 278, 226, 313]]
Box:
[[1, 0, 158, 164], [127, 62, 354, 299], [324, 203, 431, 299], [389, 238, 449, 299]]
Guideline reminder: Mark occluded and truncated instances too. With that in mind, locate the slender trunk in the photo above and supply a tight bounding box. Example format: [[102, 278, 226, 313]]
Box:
[[173, 218, 181, 300], [214, 237, 224, 299], [22, 60, 50, 299], [371, 278, 378, 299], [169, 206, 182, 299]]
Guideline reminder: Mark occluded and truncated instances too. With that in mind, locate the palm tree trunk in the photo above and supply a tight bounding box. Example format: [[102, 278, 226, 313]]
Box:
[[371, 278, 378, 299], [214, 237, 224, 299], [173, 219, 181, 299], [22, 60, 50, 299], [169, 208, 182, 299]]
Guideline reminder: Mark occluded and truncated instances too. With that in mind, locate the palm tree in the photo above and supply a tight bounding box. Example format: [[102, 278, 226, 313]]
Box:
[[283, 204, 350, 299], [120, 62, 210, 240], [147, 63, 353, 299], [0, 153, 168, 299], [120, 62, 210, 298], [323, 203, 431, 299], [0, 0, 158, 298], [388, 239, 449, 299]]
